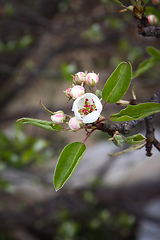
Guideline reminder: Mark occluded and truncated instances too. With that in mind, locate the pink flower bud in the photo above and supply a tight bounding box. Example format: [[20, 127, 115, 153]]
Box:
[[73, 72, 85, 84], [68, 117, 83, 131], [51, 111, 65, 124], [85, 72, 99, 86], [147, 14, 158, 25], [70, 85, 85, 99], [64, 88, 71, 98], [152, 0, 160, 4]]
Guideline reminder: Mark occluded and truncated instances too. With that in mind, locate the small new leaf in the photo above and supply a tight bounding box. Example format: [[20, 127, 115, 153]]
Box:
[[54, 142, 86, 191], [113, 133, 124, 147], [125, 133, 146, 145], [110, 103, 160, 122], [102, 62, 132, 103]]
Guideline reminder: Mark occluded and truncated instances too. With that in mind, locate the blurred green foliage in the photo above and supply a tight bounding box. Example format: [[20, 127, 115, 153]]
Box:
[[0, 124, 53, 168], [81, 24, 104, 42], [0, 124, 53, 191], [61, 62, 77, 82], [54, 190, 136, 240], [0, 35, 34, 53]]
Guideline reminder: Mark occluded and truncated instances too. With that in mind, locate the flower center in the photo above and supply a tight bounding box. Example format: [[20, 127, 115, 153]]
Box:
[[78, 98, 97, 117]]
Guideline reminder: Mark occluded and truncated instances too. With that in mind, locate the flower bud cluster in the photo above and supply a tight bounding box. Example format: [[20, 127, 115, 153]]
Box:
[[73, 71, 99, 86], [51, 70, 102, 131]]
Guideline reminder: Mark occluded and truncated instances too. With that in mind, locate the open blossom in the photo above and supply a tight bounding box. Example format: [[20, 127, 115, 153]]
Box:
[[72, 93, 102, 124], [70, 85, 85, 99], [85, 72, 99, 86], [73, 72, 85, 84], [68, 117, 83, 131], [51, 111, 65, 124]]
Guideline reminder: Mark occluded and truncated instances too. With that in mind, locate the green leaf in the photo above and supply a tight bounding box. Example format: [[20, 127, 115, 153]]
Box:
[[54, 142, 86, 191], [110, 102, 160, 122], [125, 133, 146, 145], [132, 57, 158, 79], [147, 46, 160, 59], [17, 118, 64, 132], [108, 0, 123, 6], [102, 62, 132, 103]]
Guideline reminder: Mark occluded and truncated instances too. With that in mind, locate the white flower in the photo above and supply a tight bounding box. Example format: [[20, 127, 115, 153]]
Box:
[[68, 117, 83, 131], [70, 85, 85, 99], [72, 93, 102, 124], [86, 72, 99, 86], [51, 111, 65, 124]]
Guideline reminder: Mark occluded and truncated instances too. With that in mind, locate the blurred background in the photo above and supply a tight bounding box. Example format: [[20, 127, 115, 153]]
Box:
[[0, 0, 160, 239]]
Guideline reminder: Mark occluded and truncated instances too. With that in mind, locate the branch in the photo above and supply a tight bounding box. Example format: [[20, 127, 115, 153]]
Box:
[[98, 88, 160, 156], [137, 16, 160, 38]]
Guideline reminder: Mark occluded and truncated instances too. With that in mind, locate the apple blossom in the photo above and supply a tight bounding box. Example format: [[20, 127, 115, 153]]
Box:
[[64, 87, 72, 98], [51, 111, 65, 124], [73, 72, 85, 84], [72, 93, 102, 124], [68, 117, 83, 131], [85, 72, 99, 86], [70, 85, 85, 99]]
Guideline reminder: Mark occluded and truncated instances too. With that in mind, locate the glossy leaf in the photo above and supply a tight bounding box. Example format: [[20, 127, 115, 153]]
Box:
[[17, 118, 64, 131], [125, 133, 146, 145], [110, 102, 160, 122], [102, 62, 132, 103], [54, 142, 86, 191]]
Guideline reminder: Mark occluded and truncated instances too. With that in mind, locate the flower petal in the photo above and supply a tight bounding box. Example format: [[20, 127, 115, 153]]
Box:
[[83, 111, 100, 123]]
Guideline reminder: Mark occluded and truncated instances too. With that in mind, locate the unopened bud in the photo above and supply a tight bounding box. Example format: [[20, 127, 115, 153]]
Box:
[[85, 72, 99, 86], [68, 117, 83, 131], [70, 85, 85, 99], [147, 14, 158, 25], [64, 87, 72, 98], [73, 72, 85, 84], [152, 0, 160, 4], [51, 111, 65, 124]]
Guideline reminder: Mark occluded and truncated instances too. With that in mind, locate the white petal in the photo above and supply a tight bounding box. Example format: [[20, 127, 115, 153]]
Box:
[[72, 95, 83, 111], [93, 97, 102, 113], [74, 107, 83, 120], [83, 111, 100, 123]]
